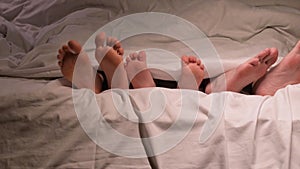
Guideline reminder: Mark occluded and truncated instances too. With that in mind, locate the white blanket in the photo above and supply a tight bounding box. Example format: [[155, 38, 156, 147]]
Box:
[[1, 0, 300, 168], [1, 77, 300, 168]]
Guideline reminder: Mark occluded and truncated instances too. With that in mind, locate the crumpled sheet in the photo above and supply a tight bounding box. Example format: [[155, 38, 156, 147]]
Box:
[[1, 77, 300, 168], [0, 0, 299, 78], [1, 0, 300, 168]]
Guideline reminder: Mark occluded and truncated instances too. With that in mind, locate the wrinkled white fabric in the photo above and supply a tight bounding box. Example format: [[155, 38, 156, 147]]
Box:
[[1, 77, 300, 168], [1, 0, 300, 168], [0, 0, 299, 78]]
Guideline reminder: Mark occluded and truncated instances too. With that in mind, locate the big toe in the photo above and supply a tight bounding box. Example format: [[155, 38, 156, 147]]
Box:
[[181, 56, 189, 64], [265, 48, 278, 66], [257, 48, 271, 61], [68, 40, 82, 54], [95, 32, 106, 47], [137, 51, 147, 62], [181, 56, 189, 67]]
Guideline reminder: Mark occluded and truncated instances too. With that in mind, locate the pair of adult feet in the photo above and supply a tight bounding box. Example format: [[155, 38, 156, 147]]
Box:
[[57, 33, 300, 96], [57, 33, 126, 93], [207, 40, 300, 95]]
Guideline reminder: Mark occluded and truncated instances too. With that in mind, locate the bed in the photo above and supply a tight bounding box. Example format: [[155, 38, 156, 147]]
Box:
[[1, 0, 300, 168]]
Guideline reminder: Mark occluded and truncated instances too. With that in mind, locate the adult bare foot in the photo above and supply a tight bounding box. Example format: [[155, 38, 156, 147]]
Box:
[[254, 41, 300, 95], [95, 32, 128, 89], [205, 48, 278, 94], [57, 40, 102, 93], [125, 51, 156, 89], [178, 56, 205, 90]]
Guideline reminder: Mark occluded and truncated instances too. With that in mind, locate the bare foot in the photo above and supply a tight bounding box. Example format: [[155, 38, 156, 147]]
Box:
[[254, 41, 300, 95], [205, 48, 278, 94], [57, 40, 102, 93], [95, 32, 128, 89], [125, 51, 156, 88], [178, 56, 205, 90]]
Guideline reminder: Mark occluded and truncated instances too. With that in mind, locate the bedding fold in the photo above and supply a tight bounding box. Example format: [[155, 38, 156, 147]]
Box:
[[1, 77, 300, 168], [0, 0, 299, 79]]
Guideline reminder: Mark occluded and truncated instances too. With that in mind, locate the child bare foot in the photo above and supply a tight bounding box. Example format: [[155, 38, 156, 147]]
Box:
[[254, 41, 300, 95], [125, 51, 156, 89], [178, 56, 205, 90], [57, 40, 102, 93], [95, 32, 128, 89], [205, 48, 278, 94]]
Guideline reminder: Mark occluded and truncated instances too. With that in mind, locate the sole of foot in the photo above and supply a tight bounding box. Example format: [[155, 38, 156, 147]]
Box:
[[254, 41, 300, 95], [125, 51, 156, 89], [178, 56, 205, 90], [57, 40, 102, 93], [205, 48, 278, 94]]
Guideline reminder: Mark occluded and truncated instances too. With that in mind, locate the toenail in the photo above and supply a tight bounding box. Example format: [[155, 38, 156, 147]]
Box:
[[69, 48, 77, 55]]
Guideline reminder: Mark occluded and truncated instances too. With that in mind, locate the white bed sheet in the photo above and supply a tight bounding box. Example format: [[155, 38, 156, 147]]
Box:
[[1, 0, 300, 168], [1, 77, 300, 168]]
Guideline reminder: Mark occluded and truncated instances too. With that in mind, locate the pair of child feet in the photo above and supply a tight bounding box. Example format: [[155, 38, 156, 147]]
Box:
[[57, 32, 300, 96]]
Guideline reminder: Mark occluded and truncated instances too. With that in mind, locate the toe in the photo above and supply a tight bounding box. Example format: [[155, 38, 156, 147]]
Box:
[[58, 61, 63, 67], [107, 37, 117, 47], [95, 46, 110, 59], [129, 52, 136, 60], [57, 54, 63, 61], [138, 51, 147, 62], [129, 52, 134, 59], [106, 37, 112, 46], [117, 47, 124, 56], [110, 37, 119, 47], [68, 40, 82, 54], [130, 52, 138, 60], [270, 47, 278, 55], [109, 37, 124, 56], [200, 64, 205, 70], [126, 55, 131, 63], [95, 32, 106, 47], [181, 56, 189, 64], [62, 45, 70, 53], [59, 48, 65, 55], [265, 48, 278, 66], [250, 58, 260, 66], [189, 56, 197, 63], [257, 48, 271, 61], [113, 42, 122, 49], [196, 59, 201, 66]]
